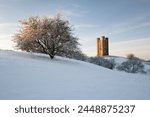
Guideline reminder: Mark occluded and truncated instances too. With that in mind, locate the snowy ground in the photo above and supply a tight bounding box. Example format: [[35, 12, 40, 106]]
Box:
[[0, 50, 150, 99]]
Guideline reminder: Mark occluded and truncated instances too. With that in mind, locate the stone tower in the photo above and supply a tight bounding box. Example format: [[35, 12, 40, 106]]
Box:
[[97, 36, 109, 56]]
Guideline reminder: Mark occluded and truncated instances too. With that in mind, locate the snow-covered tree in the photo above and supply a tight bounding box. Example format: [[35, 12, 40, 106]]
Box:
[[148, 60, 150, 62], [89, 57, 115, 69], [14, 14, 80, 59], [117, 59, 145, 73]]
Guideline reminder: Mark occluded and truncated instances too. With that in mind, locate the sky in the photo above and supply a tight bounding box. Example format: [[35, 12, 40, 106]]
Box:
[[0, 0, 150, 60]]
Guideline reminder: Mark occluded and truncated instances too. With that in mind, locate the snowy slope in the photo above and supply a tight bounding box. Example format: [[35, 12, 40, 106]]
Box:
[[0, 50, 150, 99]]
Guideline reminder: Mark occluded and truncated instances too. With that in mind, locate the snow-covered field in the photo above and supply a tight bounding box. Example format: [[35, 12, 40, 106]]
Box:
[[0, 50, 150, 99]]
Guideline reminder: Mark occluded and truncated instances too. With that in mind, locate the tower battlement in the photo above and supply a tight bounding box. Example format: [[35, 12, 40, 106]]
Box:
[[97, 36, 109, 56]]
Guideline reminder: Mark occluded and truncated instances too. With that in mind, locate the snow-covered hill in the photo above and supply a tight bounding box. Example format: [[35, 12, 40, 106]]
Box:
[[0, 50, 150, 99]]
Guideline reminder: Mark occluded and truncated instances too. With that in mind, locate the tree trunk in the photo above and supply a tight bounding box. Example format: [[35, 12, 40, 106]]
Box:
[[49, 54, 54, 59]]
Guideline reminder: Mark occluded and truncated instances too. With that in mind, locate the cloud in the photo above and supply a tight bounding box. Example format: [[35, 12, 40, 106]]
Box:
[[0, 22, 18, 28], [111, 37, 150, 45], [0, 22, 18, 35], [0, 22, 18, 50], [0, 17, 3, 20], [0, 39, 14, 50], [55, 8, 88, 19], [105, 14, 150, 36], [136, 0, 150, 3], [108, 22, 150, 36], [60, 10, 82, 17], [74, 24, 100, 29], [110, 37, 150, 60]]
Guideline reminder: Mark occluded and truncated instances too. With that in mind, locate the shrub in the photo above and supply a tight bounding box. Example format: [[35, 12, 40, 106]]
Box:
[[117, 59, 145, 73], [127, 53, 135, 59], [89, 57, 115, 69]]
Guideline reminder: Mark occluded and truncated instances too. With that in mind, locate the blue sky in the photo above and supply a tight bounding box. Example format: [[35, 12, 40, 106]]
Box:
[[0, 0, 150, 60]]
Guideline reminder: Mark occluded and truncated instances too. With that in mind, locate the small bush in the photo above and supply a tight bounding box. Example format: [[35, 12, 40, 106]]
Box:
[[126, 53, 141, 60], [127, 53, 135, 59], [117, 59, 145, 73], [60, 51, 87, 61], [89, 57, 115, 69]]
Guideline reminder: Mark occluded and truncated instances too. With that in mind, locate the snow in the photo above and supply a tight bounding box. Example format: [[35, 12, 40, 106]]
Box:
[[0, 50, 150, 99]]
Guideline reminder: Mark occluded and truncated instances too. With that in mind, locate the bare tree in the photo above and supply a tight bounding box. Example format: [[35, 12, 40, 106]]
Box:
[[14, 14, 80, 59]]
